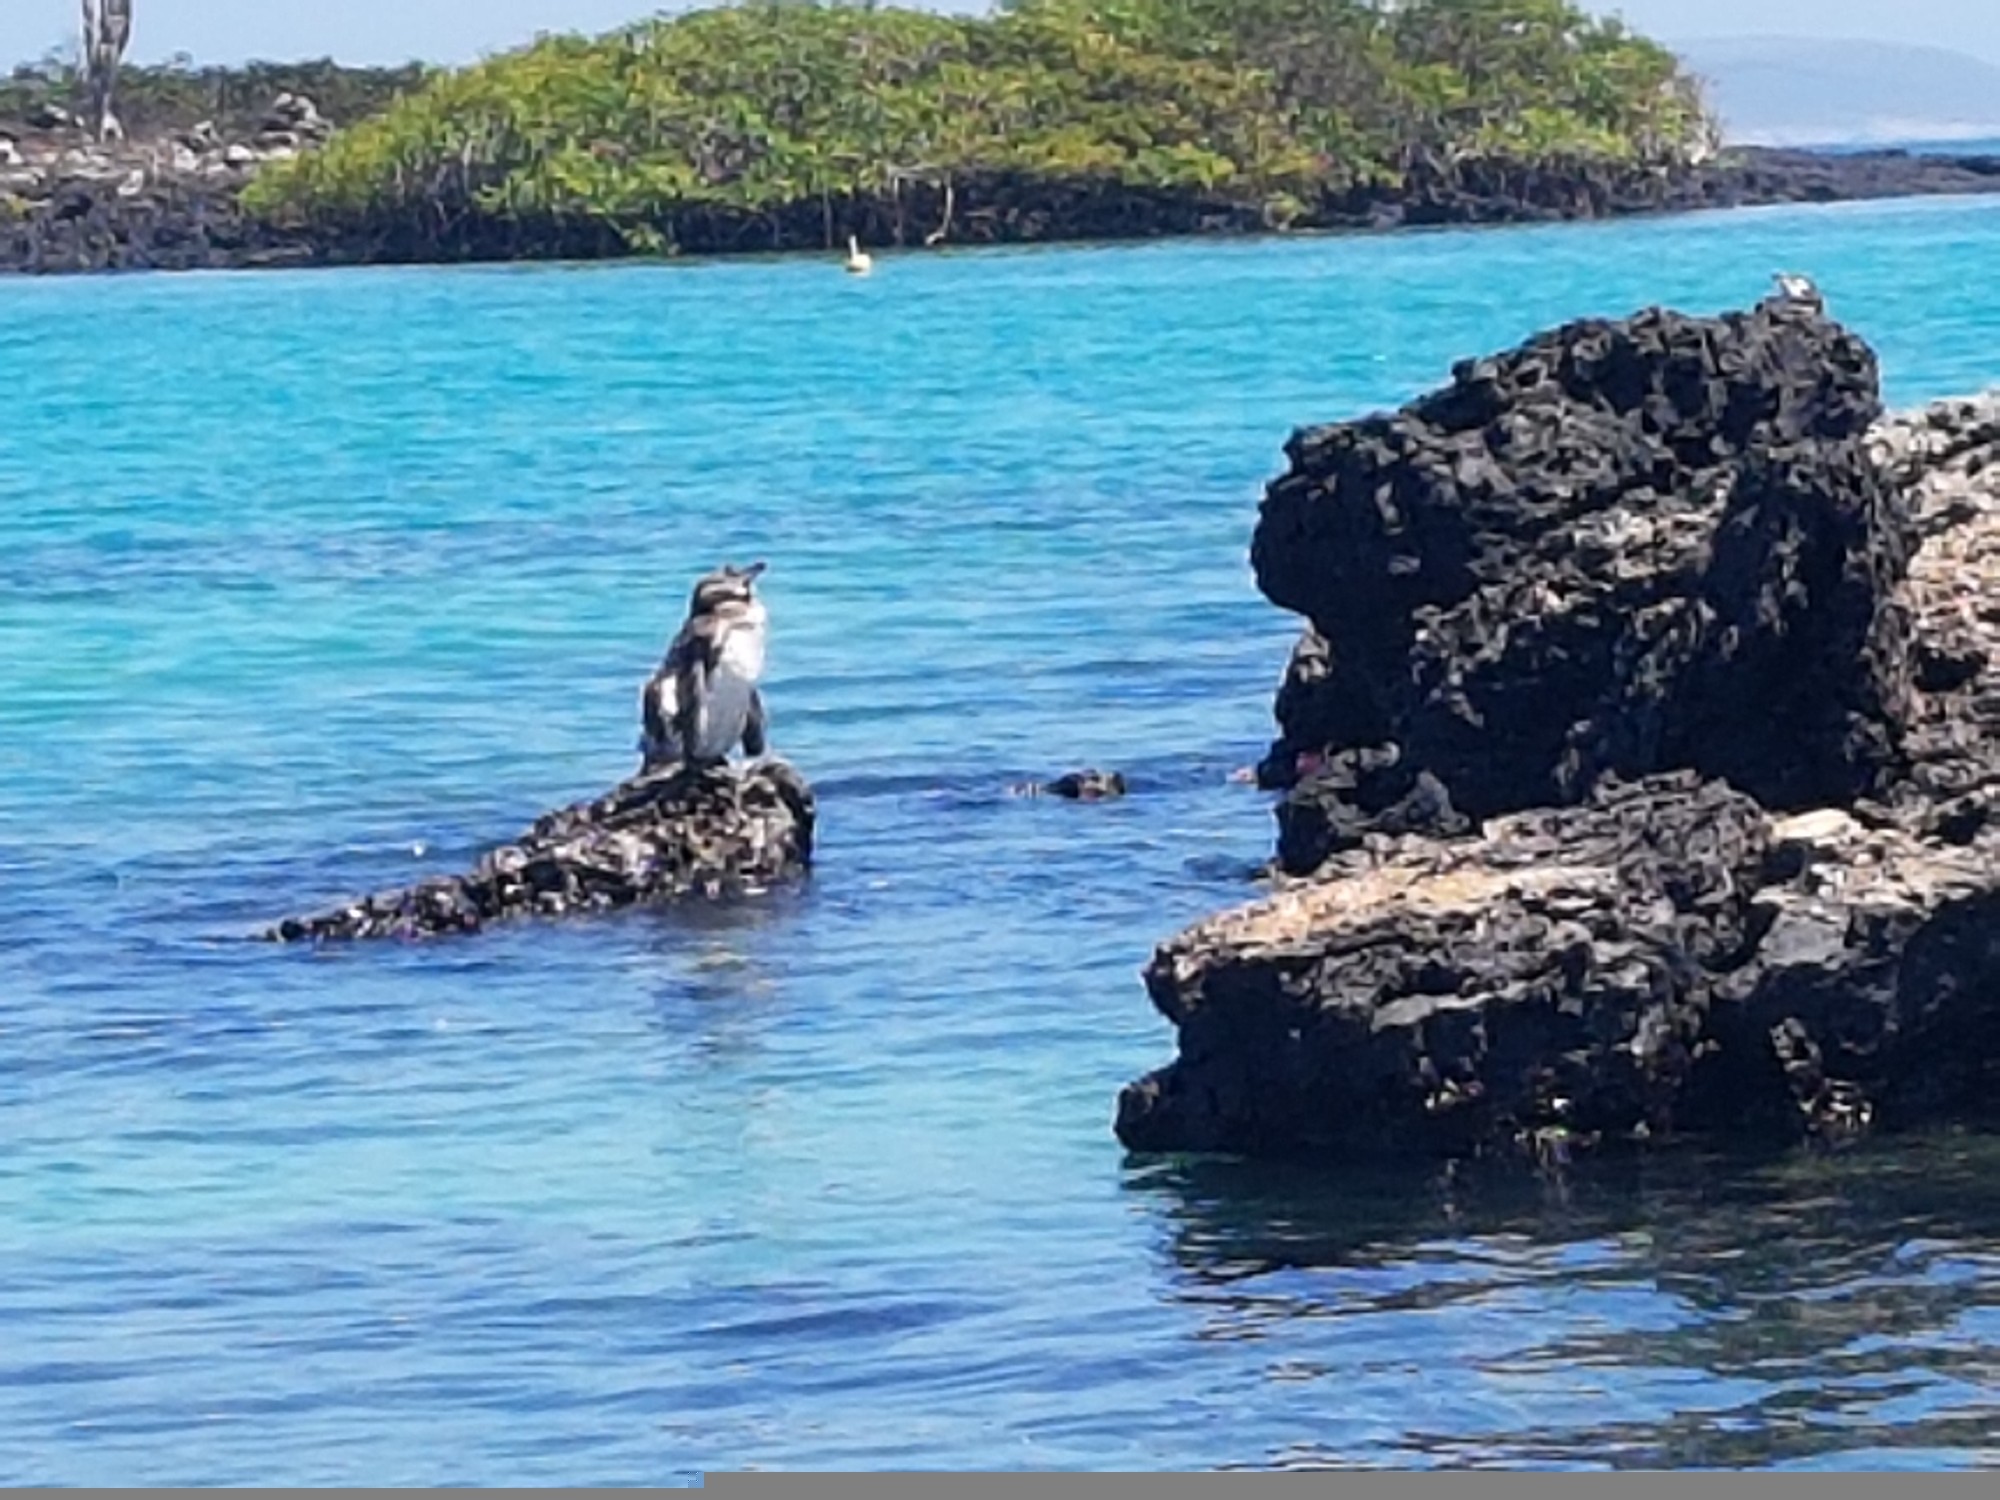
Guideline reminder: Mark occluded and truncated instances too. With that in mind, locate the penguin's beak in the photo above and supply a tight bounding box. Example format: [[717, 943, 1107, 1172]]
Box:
[[740, 560, 769, 582]]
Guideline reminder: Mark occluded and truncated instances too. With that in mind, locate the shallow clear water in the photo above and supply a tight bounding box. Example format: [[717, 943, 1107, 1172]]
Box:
[[6, 197, 2000, 1481]]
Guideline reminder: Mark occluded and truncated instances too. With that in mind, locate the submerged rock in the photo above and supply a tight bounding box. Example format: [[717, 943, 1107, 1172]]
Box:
[[1122, 307, 2000, 1162], [271, 760, 814, 942], [1012, 768, 1129, 801]]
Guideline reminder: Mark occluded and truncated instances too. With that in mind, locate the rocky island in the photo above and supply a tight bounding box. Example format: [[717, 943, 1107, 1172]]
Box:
[[7, 2, 2000, 274], [1117, 295, 2000, 1163]]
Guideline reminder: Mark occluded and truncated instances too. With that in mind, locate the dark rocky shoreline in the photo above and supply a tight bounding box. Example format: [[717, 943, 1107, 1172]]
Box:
[[1117, 297, 2000, 1166], [1, 96, 328, 273], [5, 129, 2000, 274]]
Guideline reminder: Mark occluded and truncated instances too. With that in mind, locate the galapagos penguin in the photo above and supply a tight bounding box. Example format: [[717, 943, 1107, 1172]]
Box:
[[639, 561, 770, 773]]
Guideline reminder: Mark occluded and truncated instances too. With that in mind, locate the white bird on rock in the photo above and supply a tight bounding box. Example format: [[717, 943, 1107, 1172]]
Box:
[[1773, 271, 1824, 311], [844, 235, 873, 275]]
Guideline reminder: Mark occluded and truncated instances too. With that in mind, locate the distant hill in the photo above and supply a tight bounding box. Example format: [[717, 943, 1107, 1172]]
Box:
[[1678, 35, 2000, 147]]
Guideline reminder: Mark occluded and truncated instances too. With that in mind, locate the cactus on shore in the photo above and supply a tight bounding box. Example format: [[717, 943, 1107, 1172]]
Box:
[[80, 0, 134, 142]]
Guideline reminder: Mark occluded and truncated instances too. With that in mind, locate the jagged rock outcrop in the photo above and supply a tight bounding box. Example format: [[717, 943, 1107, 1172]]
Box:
[[1867, 396, 2000, 845], [1256, 298, 1911, 872], [1714, 805, 2000, 1140], [1119, 311, 2000, 1162], [256, 92, 332, 152], [271, 760, 814, 942], [1120, 774, 1770, 1158], [1118, 770, 2000, 1158], [1317, 147, 2000, 232]]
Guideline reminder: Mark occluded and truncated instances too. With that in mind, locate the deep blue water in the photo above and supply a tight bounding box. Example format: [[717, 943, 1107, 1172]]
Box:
[[6, 197, 2000, 1481]]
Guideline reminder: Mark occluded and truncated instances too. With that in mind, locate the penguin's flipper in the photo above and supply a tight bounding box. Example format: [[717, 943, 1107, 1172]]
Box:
[[642, 663, 687, 768], [641, 668, 671, 752], [742, 687, 768, 759], [673, 653, 710, 764]]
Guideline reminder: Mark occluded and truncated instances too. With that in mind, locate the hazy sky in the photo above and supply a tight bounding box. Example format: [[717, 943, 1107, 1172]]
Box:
[[5, 1, 1999, 68]]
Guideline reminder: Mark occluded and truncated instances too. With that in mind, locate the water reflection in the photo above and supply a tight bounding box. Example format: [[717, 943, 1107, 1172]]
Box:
[[1128, 1137, 2000, 1468], [627, 891, 811, 1065]]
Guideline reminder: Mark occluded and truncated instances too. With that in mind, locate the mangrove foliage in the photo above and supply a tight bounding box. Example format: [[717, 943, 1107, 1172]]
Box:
[[240, 0, 1718, 258]]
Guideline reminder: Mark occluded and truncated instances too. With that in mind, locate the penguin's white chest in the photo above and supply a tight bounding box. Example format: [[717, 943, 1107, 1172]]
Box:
[[720, 610, 767, 683], [688, 613, 767, 760], [690, 664, 753, 759]]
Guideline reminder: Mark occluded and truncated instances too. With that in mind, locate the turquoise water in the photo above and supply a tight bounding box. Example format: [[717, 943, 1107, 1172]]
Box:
[[6, 197, 2000, 1481]]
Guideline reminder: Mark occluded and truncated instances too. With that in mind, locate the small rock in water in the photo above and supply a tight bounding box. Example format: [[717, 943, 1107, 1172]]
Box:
[[272, 760, 815, 942], [1011, 769, 1128, 801], [1048, 769, 1127, 800]]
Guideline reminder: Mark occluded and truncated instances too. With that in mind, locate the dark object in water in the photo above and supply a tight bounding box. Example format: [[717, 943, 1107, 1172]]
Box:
[[1012, 769, 1129, 801], [271, 759, 814, 942]]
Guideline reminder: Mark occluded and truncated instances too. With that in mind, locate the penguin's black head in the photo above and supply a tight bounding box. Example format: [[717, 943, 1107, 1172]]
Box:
[[687, 560, 767, 618]]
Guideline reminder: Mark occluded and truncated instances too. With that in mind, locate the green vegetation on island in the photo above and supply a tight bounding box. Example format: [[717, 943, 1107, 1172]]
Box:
[[241, 0, 1715, 256], [230, 1, 1712, 258]]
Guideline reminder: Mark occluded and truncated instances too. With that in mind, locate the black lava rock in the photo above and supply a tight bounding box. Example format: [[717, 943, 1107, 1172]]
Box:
[[272, 759, 814, 942], [1119, 774, 1772, 1159], [1254, 297, 1911, 870], [1120, 338, 2000, 1164], [1013, 768, 1129, 801]]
